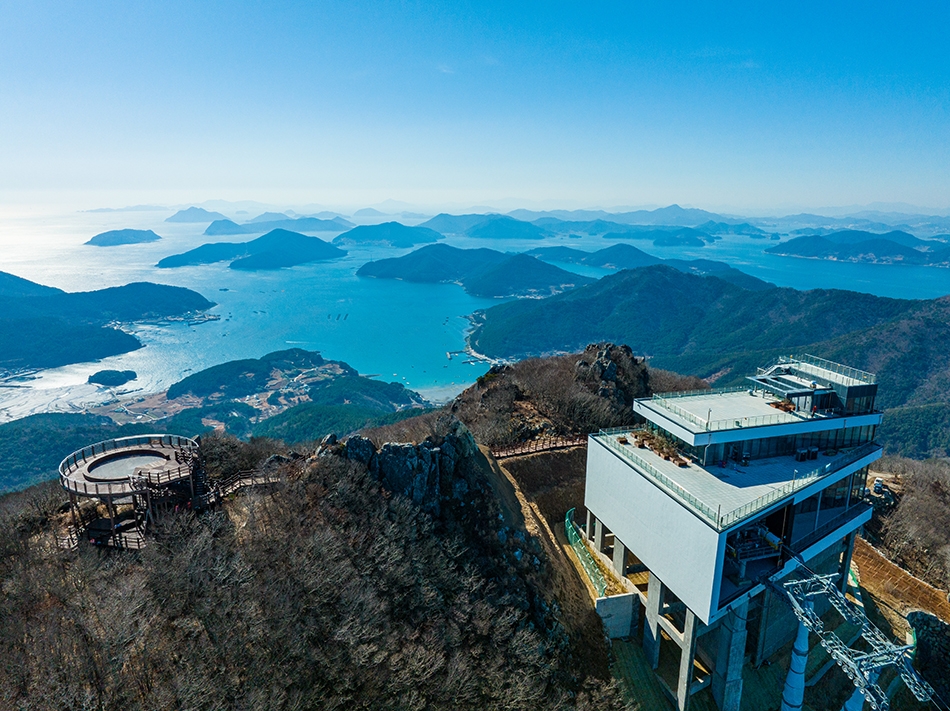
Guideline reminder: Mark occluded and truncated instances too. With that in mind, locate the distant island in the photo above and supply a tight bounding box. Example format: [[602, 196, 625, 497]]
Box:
[[88, 370, 137, 387], [418, 213, 549, 240], [332, 222, 443, 248], [165, 206, 228, 223], [85, 229, 162, 246], [157, 229, 347, 270], [766, 230, 950, 266], [525, 243, 774, 291], [601, 226, 714, 247], [357, 243, 593, 297], [205, 215, 352, 236], [0, 271, 214, 370]]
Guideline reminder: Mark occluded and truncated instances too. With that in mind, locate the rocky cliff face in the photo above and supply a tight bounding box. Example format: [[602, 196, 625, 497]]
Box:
[[573, 342, 648, 407], [316, 420, 479, 517]]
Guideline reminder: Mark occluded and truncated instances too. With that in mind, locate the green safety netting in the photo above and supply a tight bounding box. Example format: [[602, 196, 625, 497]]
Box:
[[565, 508, 607, 597]]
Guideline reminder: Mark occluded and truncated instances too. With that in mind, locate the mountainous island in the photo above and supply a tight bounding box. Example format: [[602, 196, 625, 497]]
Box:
[[357, 244, 593, 297], [331, 221, 443, 248], [0, 271, 215, 371], [766, 230, 950, 266], [85, 229, 162, 246], [165, 206, 228, 222], [525, 243, 774, 290], [419, 213, 550, 240], [157, 228, 347, 270], [205, 215, 352, 235]]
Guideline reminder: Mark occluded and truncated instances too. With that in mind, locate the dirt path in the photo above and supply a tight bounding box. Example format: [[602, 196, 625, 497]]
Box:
[[477, 445, 614, 679], [853, 536, 950, 634]]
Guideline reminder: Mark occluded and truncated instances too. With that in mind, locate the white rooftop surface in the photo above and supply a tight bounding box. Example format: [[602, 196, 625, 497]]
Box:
[[592, 431, 847, 522], [640, 389, 813, 433]]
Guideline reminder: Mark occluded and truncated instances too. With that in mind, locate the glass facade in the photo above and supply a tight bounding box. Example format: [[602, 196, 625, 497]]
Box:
[[670, 425, 878, 466]]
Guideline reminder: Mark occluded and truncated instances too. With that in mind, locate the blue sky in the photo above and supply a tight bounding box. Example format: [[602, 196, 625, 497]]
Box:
[[1, 1, 948, 211]]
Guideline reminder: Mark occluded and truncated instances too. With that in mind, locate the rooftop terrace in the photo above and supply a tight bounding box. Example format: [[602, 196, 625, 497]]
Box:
[[591, 429, 879, 530], [639, 387, 824, 434]]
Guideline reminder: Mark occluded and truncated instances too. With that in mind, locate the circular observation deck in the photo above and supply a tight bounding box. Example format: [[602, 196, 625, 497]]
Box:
[[59, 434, 198, 499]]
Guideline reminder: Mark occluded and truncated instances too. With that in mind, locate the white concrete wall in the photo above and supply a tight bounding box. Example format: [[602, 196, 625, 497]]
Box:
[[595, 593, 638, 639], [586, 438, 724, 624]]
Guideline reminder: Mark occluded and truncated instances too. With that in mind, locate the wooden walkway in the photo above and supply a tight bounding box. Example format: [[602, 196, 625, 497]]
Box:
[[490, 435, 587, 460]]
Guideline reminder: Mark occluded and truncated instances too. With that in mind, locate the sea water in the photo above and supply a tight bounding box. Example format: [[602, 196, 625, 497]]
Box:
[[1, 205, 948, 422]]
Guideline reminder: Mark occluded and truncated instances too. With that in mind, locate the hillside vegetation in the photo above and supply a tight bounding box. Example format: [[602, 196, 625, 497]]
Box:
[[0, 431, 627, 710], [470, 265, 950, 455]]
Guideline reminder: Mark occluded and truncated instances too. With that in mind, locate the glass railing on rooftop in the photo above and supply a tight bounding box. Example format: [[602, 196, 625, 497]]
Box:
[[649, 388, 806, 431], [774, 354, 876, 386], [593, 430, 880, 531]]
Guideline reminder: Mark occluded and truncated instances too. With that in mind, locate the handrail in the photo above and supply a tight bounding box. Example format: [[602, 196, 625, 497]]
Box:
[[597, 430, 721, 523], [565, 508, 607, 597], [653, 385, 745, 400], [59, 434, 198, 477], [595, 430, 880, 531], [718, 442, 880, 528], [58, 434, 199, 498], [772, 354, 876, 385]]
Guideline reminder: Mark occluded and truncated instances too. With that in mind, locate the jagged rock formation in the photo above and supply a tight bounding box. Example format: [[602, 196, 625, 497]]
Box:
[[450, 342, 658, 446], [573, 342, 648, 407], [316, 421, 479, 516]]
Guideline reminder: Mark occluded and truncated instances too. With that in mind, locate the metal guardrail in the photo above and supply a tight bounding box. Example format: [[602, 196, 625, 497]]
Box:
[[718, 442, 880, 528], [60, 434, 198, 475], [596, 432, 722, 523], [650, 389, 809, 432], [565, 508, 607, 597], [58, 434, 199, 498], [595, 430, 880, 531], [490, 435, 587, 460], [773, 354, 876, 385]]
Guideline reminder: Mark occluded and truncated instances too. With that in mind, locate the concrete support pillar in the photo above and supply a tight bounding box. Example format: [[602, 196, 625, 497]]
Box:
[[585, 509, 593, 540], [593, 515, 605, 554], [643, 573, 663, 669], [676, 610, 699, 711], [712, 601, 748, 711], [781, 603, 812, 711], [613, 539, 627, 577], [838, 531, 857, 593]]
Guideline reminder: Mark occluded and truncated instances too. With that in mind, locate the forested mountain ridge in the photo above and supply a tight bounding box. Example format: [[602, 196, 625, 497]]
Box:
[[469, 265, 950, 411]]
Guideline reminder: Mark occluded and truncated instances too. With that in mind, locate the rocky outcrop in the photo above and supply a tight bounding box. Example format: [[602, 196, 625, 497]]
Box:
[[573, 342, 648, 407], [320, 420, 479, 516]]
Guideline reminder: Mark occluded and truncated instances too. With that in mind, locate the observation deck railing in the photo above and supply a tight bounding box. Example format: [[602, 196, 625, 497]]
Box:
[[58, 434, 199, 498], [649, 387, 814, 432], [593, 429, 880, 531], [780, 354, 876, 385]]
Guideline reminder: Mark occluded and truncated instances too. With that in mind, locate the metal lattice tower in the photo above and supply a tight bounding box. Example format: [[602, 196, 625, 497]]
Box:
[[769, 571, 933, 711]]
